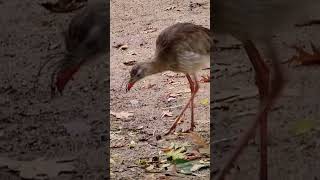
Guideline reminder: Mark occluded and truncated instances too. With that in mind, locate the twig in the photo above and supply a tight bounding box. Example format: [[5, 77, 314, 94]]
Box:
[[212, 136, 238, 145], [161, 104, 184, 110]]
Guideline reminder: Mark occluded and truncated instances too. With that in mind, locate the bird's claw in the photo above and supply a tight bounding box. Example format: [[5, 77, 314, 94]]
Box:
[[200, 75, 210, 83], [285, 42, 320, 66]]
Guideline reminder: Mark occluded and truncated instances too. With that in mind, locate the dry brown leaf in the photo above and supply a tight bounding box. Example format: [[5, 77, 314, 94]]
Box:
[[169, 93, 182, 97], [123, 60, 137, 66], [111, 142, 125, 148], [110, 111, 134, 119], [186, 132, 208, 147], [165, 6, 176, 11], [144, 28, 157, 34], [147, 84, 156, 89], [285, 42, 320, 66], [161, 110, 173, 118], [167, 97, 176, 103]]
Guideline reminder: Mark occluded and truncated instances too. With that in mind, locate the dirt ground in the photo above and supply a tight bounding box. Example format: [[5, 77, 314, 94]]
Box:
[[213, 25, 320, 179], [1, 1, 107, 180], [110, 0, 210, 179]]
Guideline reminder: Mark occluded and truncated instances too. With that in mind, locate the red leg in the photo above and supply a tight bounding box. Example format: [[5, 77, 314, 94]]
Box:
[[244, 41, 269, 180], [164, 74, 195, 135], [186, 74, 199, 132], [216, 40, 284, 180]]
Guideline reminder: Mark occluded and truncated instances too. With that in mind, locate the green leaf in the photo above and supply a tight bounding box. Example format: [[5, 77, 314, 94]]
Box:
[[173, 158, 189, 164], [200, 98, 209, 106], [290, 118, 318, 135], [165, 147, 186, 161], [176, 161, 193, 175]]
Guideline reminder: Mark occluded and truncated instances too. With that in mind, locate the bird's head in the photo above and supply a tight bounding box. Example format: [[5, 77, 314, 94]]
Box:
[[126, 63, 148, 92]]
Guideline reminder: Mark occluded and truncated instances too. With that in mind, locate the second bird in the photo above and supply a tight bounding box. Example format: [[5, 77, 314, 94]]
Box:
[[50, 0, 107, 95]]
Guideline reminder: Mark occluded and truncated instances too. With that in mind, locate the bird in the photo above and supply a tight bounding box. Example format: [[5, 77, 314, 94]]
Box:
[[40, 0, 87, 13], [126, 22, 212, 135], [47, 0, 107, 96], [213, 0, 320, 179]]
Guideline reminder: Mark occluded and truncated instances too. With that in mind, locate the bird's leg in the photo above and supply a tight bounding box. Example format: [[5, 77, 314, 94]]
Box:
[[185, 74, 199, 132], [164, 74, 195, 135], [216, 40, 284, 180], [244, 41, 270, 180]]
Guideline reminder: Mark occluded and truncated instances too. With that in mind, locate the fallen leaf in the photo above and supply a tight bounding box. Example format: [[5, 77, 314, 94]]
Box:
[[290, 118, 318, 135], [147, 84, 156, 89], [146, 165, 154, 171], [111, 142, 125, 148], [190, 163, 210, 172], [161, 110, 173, 118], [111, 111, 134, 120], [137, 126, 144, 130], [128, 140, 136, 149], [200, 98, 209, 106], [130, 99, 139, 107], [165, 6, 176, 11], [186, 132, 208, 147], [285, 42, 320, 66], [137, 158, 148, 166], [169, 93, 181, 97], [176, 161, 193, 174], [123, 60, 137, 66], [167, 97, 176, 103], [144, 28, 157, 33], [110, 158, 115, 165]]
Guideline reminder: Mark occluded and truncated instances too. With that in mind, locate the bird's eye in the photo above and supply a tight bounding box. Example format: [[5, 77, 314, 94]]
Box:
[[131, 69, 137, 76]]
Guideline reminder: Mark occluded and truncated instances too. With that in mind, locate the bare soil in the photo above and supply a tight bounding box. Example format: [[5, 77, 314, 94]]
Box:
[[1, 1, 107, 179], [110, 0, 210, 179]]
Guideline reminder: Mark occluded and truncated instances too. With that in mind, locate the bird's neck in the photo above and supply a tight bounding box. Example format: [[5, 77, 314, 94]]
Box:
[[143, 59, 166, 76]]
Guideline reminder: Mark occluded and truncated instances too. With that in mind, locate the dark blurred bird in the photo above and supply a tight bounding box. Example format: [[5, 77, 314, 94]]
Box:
[[126, 23, 212, 135], [40, 0, 87, 13], [45, 0, 107, 96]]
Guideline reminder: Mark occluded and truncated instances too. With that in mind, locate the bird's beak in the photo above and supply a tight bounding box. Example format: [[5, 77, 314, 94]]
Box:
[[126, 80, 135, 92]]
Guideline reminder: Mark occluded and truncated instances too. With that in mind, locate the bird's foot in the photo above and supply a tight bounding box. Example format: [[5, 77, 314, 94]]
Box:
[[164, 127, 176, 136], [183, 123, 196, 133], [285, 42, 320, 66], [164, 120, 179, 136], [200, 75, 210, 83], [183, 128, 193, 133]]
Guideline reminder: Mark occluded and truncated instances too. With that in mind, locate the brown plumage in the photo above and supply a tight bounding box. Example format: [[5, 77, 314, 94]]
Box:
[[126, 23, 212, 134]]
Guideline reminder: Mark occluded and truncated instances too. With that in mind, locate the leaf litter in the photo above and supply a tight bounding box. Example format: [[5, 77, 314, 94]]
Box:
[[289, 118, 320, 136], [135, 132, 210, 176]]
